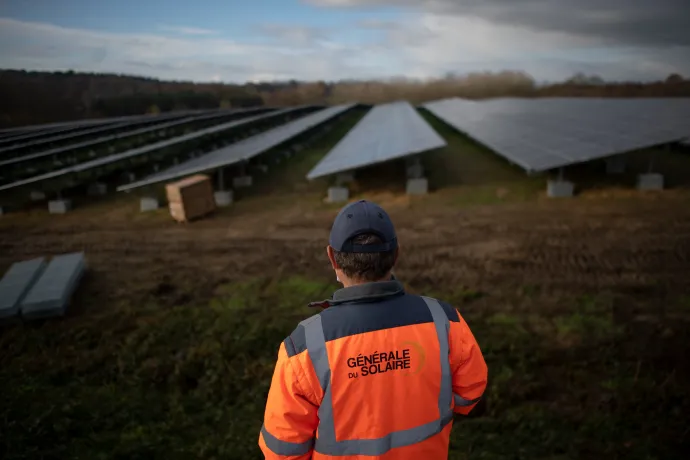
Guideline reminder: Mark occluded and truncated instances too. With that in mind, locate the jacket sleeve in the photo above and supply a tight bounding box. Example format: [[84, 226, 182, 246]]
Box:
[[449, 309, 488, 415], [259, 341, 318, 459]]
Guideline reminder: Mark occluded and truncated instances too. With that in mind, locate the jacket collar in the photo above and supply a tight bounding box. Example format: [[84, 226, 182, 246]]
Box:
[[308, 275, 404, 309]]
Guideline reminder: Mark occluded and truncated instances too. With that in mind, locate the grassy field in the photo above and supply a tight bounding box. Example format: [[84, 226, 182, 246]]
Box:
[[1, 110, 690, 459]]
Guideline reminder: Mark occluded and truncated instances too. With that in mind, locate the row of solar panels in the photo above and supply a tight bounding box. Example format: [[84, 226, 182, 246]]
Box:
[[0, 106, 315, 192], [0, 109, 210, 141], [308, 97, 690, 181], [116, 101, 446, 192], [118, 104, 356, 190], [422, 97, 690, 173], [0, 108, 249, 156], [2, 98, 687, 198], [0, 107, 270, 169], [307, 101, 445, 179]]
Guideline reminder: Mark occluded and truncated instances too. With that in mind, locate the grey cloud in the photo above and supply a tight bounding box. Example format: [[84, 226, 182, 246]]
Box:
[[308, 0, 690, 48], [157, 25, 220, 36], [255, 24, 330, 45]]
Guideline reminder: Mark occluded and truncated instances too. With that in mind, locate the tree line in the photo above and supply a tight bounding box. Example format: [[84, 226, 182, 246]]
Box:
[[0, 69, 688, 128]]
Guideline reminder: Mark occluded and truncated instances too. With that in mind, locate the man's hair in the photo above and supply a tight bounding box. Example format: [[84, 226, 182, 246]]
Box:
[[333, 233, 396, 282]]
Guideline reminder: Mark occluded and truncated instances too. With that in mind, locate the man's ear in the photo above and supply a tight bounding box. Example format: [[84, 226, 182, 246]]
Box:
[[326, 245, 338, 270]]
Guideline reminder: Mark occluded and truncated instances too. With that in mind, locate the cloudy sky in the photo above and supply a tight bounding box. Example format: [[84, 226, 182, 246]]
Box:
[[0, 0, 688, 83]]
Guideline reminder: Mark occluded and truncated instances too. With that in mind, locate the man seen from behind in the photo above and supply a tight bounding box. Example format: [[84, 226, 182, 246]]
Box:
[[259, 200, 488, 459]]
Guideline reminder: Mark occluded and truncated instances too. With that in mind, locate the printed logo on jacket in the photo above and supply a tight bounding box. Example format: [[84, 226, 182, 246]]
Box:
[[346, 341, 426, 379]]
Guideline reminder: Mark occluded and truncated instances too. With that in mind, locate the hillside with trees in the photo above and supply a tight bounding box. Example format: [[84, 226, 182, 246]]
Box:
[[0, 69, 688, 128]]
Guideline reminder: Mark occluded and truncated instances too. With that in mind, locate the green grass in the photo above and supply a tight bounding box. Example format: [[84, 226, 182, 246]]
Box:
[[1, 277, 688, 459], [0, 276, 336, 460]]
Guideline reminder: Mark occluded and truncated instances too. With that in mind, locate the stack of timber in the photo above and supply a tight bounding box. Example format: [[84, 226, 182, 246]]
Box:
[[166, 174, 216, 222]]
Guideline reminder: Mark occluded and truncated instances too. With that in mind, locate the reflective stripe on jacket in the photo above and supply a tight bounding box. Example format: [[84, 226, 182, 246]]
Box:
[[259, 279, 488, 459]]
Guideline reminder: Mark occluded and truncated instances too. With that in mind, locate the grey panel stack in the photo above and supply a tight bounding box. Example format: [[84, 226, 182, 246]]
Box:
[[0, 257, 47, 319], [117, 104, 356, 191], [423, 97, 690, 173], [307, 101, 446, 179], [21, 252, 87, 320]]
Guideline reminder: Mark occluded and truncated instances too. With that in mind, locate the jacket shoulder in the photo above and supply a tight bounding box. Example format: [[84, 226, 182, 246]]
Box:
[[283, 313, 321, 358], [418, 295, 460, 323]]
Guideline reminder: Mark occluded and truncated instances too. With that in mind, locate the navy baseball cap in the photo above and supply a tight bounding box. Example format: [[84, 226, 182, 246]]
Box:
[[329, 200, 397, 253]]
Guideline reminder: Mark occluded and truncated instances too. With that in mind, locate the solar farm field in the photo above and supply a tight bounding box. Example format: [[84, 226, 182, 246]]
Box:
[[1, 103, 690, 459]]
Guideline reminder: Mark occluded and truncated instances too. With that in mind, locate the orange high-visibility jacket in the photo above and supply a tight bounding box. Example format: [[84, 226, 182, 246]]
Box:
[[259, 279, 488, 459]]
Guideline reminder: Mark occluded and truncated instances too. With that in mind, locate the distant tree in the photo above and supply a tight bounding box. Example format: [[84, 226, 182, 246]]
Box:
[[147, 104, 161, 115], [567, 73, 605, 85], [666, 73, 684, 84], [220, 99, 232, 109], [2, 68, 690, 128]]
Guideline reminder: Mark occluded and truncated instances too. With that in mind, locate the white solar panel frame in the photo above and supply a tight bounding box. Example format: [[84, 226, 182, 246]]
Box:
[[307, 101, 447, 180]]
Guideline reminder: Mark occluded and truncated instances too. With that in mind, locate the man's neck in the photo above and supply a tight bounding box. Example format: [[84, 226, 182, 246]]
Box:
[[340, 274, 393, 288]]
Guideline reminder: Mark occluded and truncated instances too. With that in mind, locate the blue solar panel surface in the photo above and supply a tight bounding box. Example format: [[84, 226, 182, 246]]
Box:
[[423, 97, 690, 172], [307, 101, 446, 179]]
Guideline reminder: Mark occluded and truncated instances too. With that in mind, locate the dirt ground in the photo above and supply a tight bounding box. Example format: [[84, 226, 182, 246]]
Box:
[[1, 190, 690, 309]]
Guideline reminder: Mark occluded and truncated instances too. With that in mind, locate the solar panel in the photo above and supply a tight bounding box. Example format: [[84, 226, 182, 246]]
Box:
[[0, 107, 302, 192], [423, 97, 690, 172], [0, 107, 271, 168], [0, 123, 117, 149], [0, 127, 65, 141], [307, 101, 446, 180], [21, 252, 86, 320], [0, 118, 118, 136], [0, 257, 47, 319], [0, 109, 205, 137], [117, 104, 356, 192], [0, 110, 203, 156]]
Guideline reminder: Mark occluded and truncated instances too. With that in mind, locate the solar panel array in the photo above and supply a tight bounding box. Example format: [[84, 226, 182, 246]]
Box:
[[0, 118, 120, 138], [0, 111, 199, 156], [0, 107, 271, 168], [0, 107, 302, 192], [0, 109, 206, 139], [307, 101, 446, 180], [423, 97, 690, 172], [0, 110, 218, 156], [117, 104, 356, 191], [0, 122, 118, 149]]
